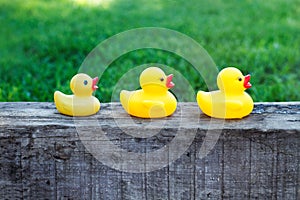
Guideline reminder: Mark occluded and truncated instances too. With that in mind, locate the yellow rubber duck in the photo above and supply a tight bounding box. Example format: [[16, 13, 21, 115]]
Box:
[[197, 67, 253, 119], [120, 67, 177, 118], [54, 73, 100, 116]]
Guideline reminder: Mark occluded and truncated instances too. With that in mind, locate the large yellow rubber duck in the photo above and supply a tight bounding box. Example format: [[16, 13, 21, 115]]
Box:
[[120, 67, 177, 118], [54, 73, 100, 116], [197, 67, 253, 119]]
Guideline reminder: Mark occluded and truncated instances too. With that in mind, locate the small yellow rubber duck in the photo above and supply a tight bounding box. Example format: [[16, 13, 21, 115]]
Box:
[[54, 73, 100, 116], [197, 67, 253, 119], [120, 67, 177, 118]]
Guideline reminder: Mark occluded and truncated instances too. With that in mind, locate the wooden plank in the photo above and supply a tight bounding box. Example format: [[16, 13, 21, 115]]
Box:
[[195, 130, 224, 199], [0, 102, 299, 199], [168, 145, 195, 200], [221, 130, 252, 199], [0, 136, 23, 199]]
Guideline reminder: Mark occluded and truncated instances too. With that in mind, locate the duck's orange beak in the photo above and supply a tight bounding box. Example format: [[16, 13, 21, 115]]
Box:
[[244, 74, 252, 89], [166, 74, 175, 89], [92, 77, 99, 91]]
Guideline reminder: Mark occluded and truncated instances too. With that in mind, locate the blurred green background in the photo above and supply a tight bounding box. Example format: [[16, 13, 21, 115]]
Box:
[[0, 0, 299, 102]]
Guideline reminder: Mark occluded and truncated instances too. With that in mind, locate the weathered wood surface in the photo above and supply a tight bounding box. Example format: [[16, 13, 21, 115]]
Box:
[[0, 102, 299, 199]]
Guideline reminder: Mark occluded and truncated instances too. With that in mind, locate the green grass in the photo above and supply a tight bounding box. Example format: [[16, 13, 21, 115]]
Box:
[[0, 0, 299, 102]]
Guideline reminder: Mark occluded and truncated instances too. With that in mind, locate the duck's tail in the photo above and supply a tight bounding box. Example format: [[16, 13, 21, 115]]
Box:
[[197, 90, 213, 114], [54, 91, 63, 111], [54, 91, 72, 115], [120, 90, 131, 111], [196, 91, 208, 105]]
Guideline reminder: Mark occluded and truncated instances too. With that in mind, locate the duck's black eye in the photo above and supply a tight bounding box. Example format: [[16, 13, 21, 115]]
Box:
[[160, 78, 164, 82], [238, 77, 242, 81], [83, 80, 88, 85]]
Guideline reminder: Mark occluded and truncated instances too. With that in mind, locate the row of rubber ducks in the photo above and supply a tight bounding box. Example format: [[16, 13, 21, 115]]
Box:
[[54, 67, 254, 119]]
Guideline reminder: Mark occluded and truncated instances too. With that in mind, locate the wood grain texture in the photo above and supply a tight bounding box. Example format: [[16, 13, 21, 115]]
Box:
[[0, 102, 299, 199]]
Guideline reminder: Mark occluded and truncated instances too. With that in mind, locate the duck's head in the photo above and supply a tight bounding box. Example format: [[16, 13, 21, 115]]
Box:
[[139, 67, 174, 93], [70, 73, 99, 96], [217, 67, 251, 94]]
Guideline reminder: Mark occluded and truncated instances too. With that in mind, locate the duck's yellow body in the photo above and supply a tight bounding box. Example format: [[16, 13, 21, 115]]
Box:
[[120, 89, 177, 118], [197, 67, 253, 119], [54, 73, 100, 116], [120, 67, 177, 118], [54, 92, 100, 116]]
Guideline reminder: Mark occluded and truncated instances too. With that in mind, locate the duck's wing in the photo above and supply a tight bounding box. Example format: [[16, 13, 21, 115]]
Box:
[[142, 100, 166, 118], [142, 100, 165, 108], [225, 100, 243, 111]]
